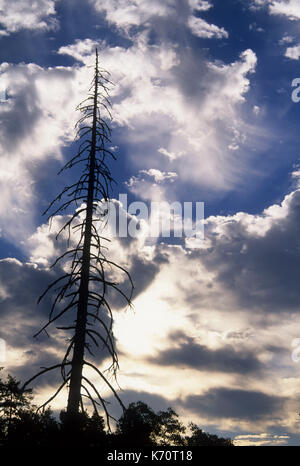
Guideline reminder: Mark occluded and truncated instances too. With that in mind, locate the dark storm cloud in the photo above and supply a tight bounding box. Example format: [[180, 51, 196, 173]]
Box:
[[0, 257, 115, 365], [0, 233, 166, 385], [105, 243, 169, 309], [11, 350, 65, 390], [149, 331, 263, 374], [105, 389, 172, 420], [191, 190, 300, 313], [0, 64, 75, 154], [129, 250, 168, 296], [0, 258, 72, 385], [93, 200, 170, 310], [0, 258, 53, 323], [0, 255, 78, 343], [182, 388, 285, 420], [115, 389, 171, 411], [0, 77, 40, 151]]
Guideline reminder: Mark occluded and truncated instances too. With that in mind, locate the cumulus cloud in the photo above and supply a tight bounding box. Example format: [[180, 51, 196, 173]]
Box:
[[253, 105, 261, 115], [251, 0, 300, 20], [27, 201, 167, 303], [3, 187, 300, 429], [127, 169, 178, 186], [253, 2, 300, 58], [89, 0, 228, 41], [0, 203, 170, 406], [187, 15, 228, 39], [0, 204, 162, 390], [0, 257, 68, 386], [285, 44, 300, 60], [105, 187, 300, 430], [279, 35, 294, 45], [58, 38, 262, 194], [89, 0, 174, 32], [0, 61, 93, 242], [125, 169, 178, 203], [188, 0, 212, 11], [106, 189, 300, 430], [268, 0, 300, 20], [139, 169, 178, 183], [0, 9, 260, 253], [58, 38, 100, 63], [0, 52, 297, 424], [1, 1, 299, 435], [201, 189, 300, 312], [0, 0, 59, 35]]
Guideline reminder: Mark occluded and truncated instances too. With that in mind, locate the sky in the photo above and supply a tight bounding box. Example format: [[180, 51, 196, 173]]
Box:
[[2, 0, 300, 446]]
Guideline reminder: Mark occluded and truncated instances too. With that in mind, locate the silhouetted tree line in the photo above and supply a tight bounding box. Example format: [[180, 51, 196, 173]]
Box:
[[0, 371, 233, 447]]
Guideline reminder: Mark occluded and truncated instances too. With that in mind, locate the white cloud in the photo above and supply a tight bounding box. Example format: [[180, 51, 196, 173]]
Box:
[[251, 0, 300, 20], [108, 45, 259, 191], [0, 0, 59, 34], [188, 0, 212, 11], [4, 188, 300, 432], [252, 2, 300, 60], [253, 105, 261, 115], [285, 44, 300, 60], [269, 0, 300, 20], [158, 147, 184, 161], [89, 0, 174, 31], [1, 0, 300, 439], [58, 38, 100, 63], [0, 30, 264, 249], [125, 169, 178, 202], [104, 189, 300, 432], [279, 35, 294, 45], [249, 23, 265, 33], [187, 15, 228, 39], [58, 38, 265, 196], [90, 0, 228, 41], [234, 433, 290, 446], [0, 61, 90, 242], [139, 169, 178, 183], [207, 49, 257, 103]]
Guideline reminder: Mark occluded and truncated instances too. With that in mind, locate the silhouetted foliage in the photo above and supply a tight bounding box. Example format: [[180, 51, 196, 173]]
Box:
[[115, 401, 161, 447], [157, 407, 186, 446], [0, 372, 234, 447], [115, 402, 186, 447], [59, 409, 106, 446], [114, 402, 233, 447], [5, 408, 59, 447], [0, 368, 33, 442], [186, 422, 234, 447]]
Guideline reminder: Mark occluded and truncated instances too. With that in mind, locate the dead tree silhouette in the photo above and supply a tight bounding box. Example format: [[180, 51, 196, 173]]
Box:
[[22, 49, 133, 430]]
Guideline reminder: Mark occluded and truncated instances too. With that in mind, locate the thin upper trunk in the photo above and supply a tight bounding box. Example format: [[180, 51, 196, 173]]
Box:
[[66, 51, 99, 415]]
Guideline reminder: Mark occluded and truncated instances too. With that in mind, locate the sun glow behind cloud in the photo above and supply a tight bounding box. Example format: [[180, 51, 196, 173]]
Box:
[[1, 0, 300, 446]]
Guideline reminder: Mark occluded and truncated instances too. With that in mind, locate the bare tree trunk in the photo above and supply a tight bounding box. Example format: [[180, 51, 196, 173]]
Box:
[[66, 52, 99, 415], [23, 49, 133, 429]]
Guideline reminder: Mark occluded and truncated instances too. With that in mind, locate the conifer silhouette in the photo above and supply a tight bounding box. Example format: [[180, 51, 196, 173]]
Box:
[[23, 50, 133, 429]]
